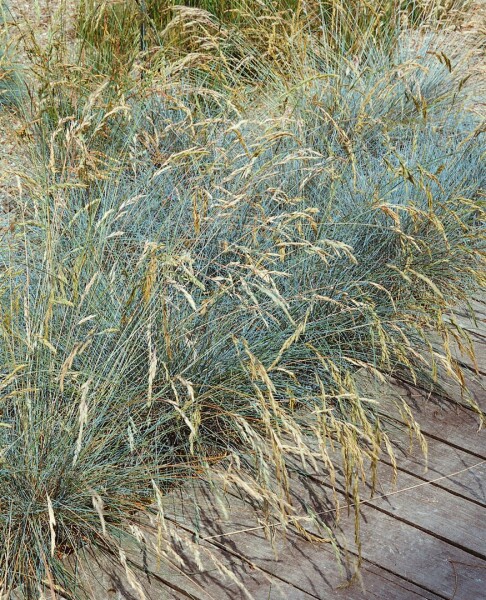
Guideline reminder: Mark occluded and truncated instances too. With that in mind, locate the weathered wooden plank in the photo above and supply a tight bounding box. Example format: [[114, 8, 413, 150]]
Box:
[[341, 506, 486, 600], [163, 484, 444, 600], [387, 392, 485, 458], [284, 468, 486, 600], [445, 311, 486, 342], [286, 474, 486, 600], [439, 372, 486, 413], [74, 519, 319, 600], [74, 435, 485, 600], [202, 528, 444, 600], [76, 547, 214, 600], [157, 396, 486, 599], [146, 545, 319, 600], [355, 462, 486, 559], [286, 451, 486, 560], [357, 373, 486, 457], [285, 422, 486, 557], [450, 336, 486, 375], [425, 325, 486, 408], [384, 421, 486, 506], [93, 382, 484, 600], [441, 311, 483, 344], [470, 297, 486, 320], [156, 480, 428, 598], [349, 562, 443, 600], [287, 445, 486, 555]]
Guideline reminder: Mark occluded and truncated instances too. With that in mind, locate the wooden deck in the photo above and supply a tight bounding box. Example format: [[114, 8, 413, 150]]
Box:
[[84, 299, 486, 600]]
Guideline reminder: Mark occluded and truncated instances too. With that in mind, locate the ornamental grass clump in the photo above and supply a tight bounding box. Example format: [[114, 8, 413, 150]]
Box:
[[74, 0, 474, 83], [0, 3, 484, 598]]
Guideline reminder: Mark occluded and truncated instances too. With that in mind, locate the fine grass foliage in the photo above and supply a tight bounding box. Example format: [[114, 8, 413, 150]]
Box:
[[74, 0, 474, 81], [0, 1, 484, 598], [0, 4, 23, 108]]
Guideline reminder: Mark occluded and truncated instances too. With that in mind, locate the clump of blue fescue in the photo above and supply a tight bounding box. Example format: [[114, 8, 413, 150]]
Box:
[[0, 35, 484, 596]]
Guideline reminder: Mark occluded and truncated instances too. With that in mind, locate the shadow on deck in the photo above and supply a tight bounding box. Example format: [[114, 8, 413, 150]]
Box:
[[83, 298, 486, 600]]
